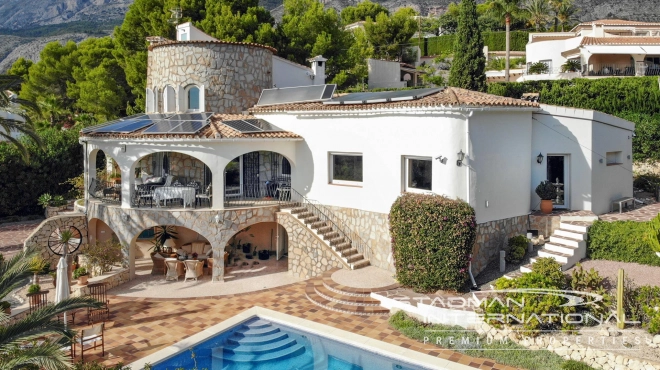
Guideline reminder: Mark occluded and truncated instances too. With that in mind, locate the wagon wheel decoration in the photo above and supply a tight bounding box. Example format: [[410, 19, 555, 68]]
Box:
[[47, 225, 83, 256]]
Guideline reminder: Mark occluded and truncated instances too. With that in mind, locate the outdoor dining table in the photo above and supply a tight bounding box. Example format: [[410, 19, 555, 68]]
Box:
[[153, 186, 196, 208]]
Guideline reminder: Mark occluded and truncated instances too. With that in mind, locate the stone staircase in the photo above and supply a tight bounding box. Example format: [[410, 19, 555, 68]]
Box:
[[285, 206, 370, 270], [506, 221, 590, 279], [304, 269, 397, 316]]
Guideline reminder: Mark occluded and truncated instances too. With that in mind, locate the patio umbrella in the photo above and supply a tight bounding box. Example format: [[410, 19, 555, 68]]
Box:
[[54, 252, 70, 328]]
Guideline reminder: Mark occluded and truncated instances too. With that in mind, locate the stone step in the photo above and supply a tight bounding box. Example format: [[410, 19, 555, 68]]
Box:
[[332, 242, 352, 252], [544, 241, 580, 256], [344, 252, 364, 263], [559, 222, 590, 233], [329, 237, 347, 246], [316, 226, 333, 234], [503, 270, 524, 280], [304, 283, 390, 316], [323, 231, 340, 240], [350, 259, 371, 270], [309, 220, 328, 229], [303, 215, 320, 224], [530, 256, 570, 271], [341, 247, 358, 257], [519, 263, 533, 273], [537, 249, 573, 265], [312, 282, 382, 306], [549, 235, 585, 248], [554, 228, 587, 241], [290, 207, 308, 215]]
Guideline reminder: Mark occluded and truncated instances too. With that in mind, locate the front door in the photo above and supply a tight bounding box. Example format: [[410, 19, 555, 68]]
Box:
[[547, 155, 569, 208]]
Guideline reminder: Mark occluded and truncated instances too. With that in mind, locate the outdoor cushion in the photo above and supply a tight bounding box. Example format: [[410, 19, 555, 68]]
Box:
[[182, 244, 193, 254], [191, 242, 205, 255], [176, 249, 186, 257], [144, 176, 165, 185]]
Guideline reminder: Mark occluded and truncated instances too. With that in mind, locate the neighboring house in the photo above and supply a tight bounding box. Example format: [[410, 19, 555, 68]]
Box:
[[79, 24, 633, 286], [367, 59, 424, 88], [525, 19, 660, 80]]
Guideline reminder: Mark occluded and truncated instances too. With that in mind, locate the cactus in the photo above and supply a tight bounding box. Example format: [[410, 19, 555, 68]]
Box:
[[617, 268, 625, 329]]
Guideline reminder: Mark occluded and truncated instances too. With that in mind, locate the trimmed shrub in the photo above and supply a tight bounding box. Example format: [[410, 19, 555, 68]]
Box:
[[420, 31, 528, 56], [528, 61, 549, 74], [505, 235, 527, 263], [389, 193, 476, 292], [588, 220, 660, 266], [630, 285, 660, 334], [27, 284, 41, 294]]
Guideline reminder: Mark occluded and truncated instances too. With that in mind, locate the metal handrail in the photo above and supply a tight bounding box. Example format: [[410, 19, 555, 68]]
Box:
[[289, 188, 371, 262], [88, 178, 121, 204]]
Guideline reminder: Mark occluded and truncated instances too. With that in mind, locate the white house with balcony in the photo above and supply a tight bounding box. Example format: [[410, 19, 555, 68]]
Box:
[[74, 23, 634, 289], [524, 19, 660, 80]]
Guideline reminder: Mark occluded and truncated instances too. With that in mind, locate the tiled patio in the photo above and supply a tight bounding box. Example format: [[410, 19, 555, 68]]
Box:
[[598, 202, 660, 222], [73, 281, 517, 370]]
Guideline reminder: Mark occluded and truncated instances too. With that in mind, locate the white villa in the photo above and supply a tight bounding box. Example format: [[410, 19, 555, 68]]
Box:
[[524, 19, 660, 80], [60, 23, 634, 288]]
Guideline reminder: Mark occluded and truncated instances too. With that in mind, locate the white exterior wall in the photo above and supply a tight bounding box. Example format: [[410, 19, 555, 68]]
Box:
[[590, 113, 634, 214], [272, 56, 315, 88], [470, 111, 533, 223], [259, 111, 469, 215], [368, 59, 405, 89], [531, 108, 594, 212], [526, 36, 583, 68]]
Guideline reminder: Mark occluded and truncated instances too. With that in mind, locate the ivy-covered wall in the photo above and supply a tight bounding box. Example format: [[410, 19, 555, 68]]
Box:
[[414, 31, 529, 56]]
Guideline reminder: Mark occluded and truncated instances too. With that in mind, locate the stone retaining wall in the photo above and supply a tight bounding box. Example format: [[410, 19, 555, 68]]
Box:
[[71, 266, 130, 297], [23, 214, 88, 268], [475, 321, 660, 370], [277, 212, 345, 279], [325, 206, 393, 273], [472, 215, 527, 275]]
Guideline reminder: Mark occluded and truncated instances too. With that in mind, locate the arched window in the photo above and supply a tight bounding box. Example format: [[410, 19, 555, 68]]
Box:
[[164, 85, 176, 112], [188, 86, 200, 111], [146, 88, 155, 113], [282, 157, 291, 175]]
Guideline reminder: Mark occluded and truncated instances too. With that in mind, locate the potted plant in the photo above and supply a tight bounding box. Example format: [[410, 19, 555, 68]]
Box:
[[258, 249, 270, 260], [536, 180, 558, 214], [27, 284, 42, 305], [28, 256, 48, 284], [0, 301, 10, 315], [242, 243, 251, 254], [192, 252, 198, 260], [150, 225, 178, 256], [38, 193, 68, 217], [73, 267, 89, 286]]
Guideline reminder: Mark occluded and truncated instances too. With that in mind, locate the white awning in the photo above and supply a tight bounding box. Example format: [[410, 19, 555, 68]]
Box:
[[584, 45, 660, 55]]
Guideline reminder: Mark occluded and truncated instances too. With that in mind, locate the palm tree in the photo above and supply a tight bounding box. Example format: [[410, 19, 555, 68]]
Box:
[[525, 0, 551, 31], [556, 0, 579, 31], [488, 0, 525, 82], [0, 247, 102, 370], [549, 0, 563, 31], [0, 75, 43, 163]]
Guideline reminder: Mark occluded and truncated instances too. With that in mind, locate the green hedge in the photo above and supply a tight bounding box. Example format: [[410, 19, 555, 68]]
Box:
[[487, 77, 660, 162], [587, 220, 660, 266], [0, 128, 82, 217], [416, 31, 528, 56], [389, 193, 476, 292]]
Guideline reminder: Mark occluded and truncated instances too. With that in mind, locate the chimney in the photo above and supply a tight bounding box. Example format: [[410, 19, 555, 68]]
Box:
[[308, 55, 327, 85]]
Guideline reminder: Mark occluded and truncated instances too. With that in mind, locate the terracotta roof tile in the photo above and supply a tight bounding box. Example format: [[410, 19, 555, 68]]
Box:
[[148, 39, 277, 53], [580, 36, 660, 45], [80, 114, 301, 140], [249, 87, 539, 113]]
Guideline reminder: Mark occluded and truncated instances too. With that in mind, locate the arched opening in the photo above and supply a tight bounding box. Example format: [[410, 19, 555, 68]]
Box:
[[163, 85, 176, 112], [224, 222, 288, 281], [88, 149, 122, 204], [224, 151, 292, 208], [132, 225, 213, 281], [146, 88, 155, 113], [132, 151, 212, 208], [85, 218, 123, 277], [187, 86, 200, 111]]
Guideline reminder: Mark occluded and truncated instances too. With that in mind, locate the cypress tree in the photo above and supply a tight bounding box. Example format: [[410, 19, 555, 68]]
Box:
[[448, 0, 486, 92]]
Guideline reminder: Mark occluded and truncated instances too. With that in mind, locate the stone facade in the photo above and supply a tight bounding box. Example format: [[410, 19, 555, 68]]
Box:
[[473, 215, 528, 275], [475, 321, 660, 370], [23, 214, 88, 268], [528, 213, 561, 238], [137, 152, 206, 184], [71, 267, 130, 297], [325, 206, 394, 273], [277, 212, 345, 279], [148, 42, 272, 114]]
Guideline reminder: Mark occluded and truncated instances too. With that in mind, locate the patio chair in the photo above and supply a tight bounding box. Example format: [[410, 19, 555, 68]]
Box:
[[184, 260, 204, 282], [165, 259, 184, 281], [196, 184, 212, 207], [76, 323, 104, 361], [86, 283, 110, 324], [27, 290, 49, 314]]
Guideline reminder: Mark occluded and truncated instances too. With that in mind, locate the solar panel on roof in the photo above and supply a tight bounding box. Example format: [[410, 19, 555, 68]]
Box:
[[256, 84, 337, 106], [323, 87, 443, 105], [243, 119, 284, 132], [112, 119, 155, 133], [168, 121, 206, 134], [168, 113, 213, 121], [81, 113, 146, 133], [223, 120, 263, 133], [142, 120, 181, 134], [94, 119, 145, 133]]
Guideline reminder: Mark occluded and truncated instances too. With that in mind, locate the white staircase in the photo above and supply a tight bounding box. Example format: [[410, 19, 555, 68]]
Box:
[[517, 221, 590, 275]]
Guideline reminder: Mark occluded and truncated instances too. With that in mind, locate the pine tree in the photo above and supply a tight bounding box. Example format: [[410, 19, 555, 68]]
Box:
[[448, 0, 486, 92]]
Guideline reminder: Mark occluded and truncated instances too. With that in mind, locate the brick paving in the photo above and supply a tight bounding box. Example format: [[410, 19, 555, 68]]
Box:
[[71, 282, 518, 370], [0, 220, 42, 258], [598, 202, 660, 222]]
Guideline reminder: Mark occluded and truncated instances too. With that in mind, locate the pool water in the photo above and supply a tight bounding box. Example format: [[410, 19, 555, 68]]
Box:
[[152, 317, 429, 370]]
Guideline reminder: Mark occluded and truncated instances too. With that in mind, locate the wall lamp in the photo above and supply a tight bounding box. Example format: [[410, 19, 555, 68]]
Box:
[[536, 152, 544, 164], [213, 214, 224, 225], [456, 150, 465, 166]]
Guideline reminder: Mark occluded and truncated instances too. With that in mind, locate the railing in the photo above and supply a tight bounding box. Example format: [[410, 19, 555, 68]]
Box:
[[88, 178, 121, 205], [582, 63, 635, 77], [289, 188, 371, 262], [224, 181, 291, 208], [130, 183, 210, 209]]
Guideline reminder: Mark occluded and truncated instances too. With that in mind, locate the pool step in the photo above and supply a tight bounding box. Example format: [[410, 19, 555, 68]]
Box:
[[213, 318, 307, 364], [304, 269, 398, 316]]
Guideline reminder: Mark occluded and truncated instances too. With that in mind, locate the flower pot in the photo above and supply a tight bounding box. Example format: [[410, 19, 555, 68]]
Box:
[[242, 245, 251, 253], [245, 254, 253, 260], [3, 307, 9, 315], [258, 250, 270, 260], [78, 275, 88, 286], [540, 199, 553, 214]]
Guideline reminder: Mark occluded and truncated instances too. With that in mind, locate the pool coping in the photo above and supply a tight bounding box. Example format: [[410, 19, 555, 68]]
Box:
[[127, 306, 475, 370]]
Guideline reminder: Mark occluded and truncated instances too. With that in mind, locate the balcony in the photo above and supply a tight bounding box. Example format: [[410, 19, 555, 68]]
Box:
[[582, 63, 636, 77]]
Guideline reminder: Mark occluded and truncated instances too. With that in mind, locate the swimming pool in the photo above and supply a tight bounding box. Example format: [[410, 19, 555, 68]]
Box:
[[129, 307, 472, 370]]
